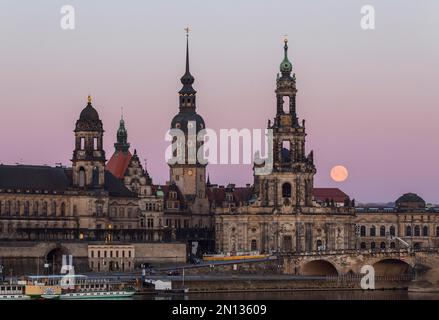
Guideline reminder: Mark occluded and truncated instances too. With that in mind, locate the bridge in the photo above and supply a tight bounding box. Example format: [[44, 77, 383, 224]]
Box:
[[280, 248, 439, 285]]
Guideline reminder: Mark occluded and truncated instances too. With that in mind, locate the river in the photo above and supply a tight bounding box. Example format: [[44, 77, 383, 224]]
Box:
[[132, 290, 439, 300]]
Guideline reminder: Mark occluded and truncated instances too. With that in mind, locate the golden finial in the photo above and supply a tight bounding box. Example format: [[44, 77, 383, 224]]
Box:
[[283, 34, 288, 44], [87, 95, 92, 104], [184, 26, 191, 36]]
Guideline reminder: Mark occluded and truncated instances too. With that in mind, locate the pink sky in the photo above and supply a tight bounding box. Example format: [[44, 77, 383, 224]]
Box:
[[0, 0, 438, 203]]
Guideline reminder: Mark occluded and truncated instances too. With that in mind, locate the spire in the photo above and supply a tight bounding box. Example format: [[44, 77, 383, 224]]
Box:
[[179, 27, 196, 96], [114, 110, 130, 153], [280, 38, 293, 76]]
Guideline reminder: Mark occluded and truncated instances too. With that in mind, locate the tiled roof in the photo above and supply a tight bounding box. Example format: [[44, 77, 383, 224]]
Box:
[[313, 188, 348, 202], [106, 151, 132, 179], [0, 165, 69, 191], [0, 164, 135, 198], [207, 186, 253, 206]]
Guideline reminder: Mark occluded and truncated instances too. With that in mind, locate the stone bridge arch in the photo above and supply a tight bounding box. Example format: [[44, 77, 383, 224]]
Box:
[[300, 259, 339, 276], [372, 258, 413, 277], [44, 244, 70, 275]]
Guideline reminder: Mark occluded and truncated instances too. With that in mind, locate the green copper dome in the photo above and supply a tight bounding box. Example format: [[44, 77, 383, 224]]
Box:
[[280, 39, 292, 74]]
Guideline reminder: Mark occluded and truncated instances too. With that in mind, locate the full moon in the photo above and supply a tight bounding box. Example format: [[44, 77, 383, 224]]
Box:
[[330, 165, 349, 182]]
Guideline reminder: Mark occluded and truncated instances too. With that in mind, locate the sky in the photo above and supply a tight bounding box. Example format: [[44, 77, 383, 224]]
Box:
[[0, 0, 438, 203]]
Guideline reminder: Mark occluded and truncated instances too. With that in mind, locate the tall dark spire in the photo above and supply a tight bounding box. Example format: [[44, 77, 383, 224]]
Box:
[[114, 110, 130, 153], [179, 28, 196, 97]]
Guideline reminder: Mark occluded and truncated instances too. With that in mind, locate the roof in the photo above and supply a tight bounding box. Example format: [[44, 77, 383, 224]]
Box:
[[313, 188, 348, 203], [396, 193, 425, 204], [106, 151, 132, 179], [104, 171, 136, 197], [0, 165, 69, 192], [207, 186, 253, 206], [0, 164, 135, 198]]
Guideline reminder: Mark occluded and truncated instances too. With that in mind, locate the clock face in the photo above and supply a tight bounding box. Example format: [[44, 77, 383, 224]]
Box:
[[187, 170, 193, 176]]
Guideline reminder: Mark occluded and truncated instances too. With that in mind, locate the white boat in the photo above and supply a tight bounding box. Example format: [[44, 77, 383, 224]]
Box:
[[0, 294, 31, 300], [60, 290, 135, 300], [0, 284, 30, 300]]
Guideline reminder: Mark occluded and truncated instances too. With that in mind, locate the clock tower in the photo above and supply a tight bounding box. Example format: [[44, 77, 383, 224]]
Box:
[[168, 31, 208, 213]]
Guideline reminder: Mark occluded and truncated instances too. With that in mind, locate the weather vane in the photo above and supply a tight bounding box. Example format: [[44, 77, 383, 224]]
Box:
[[283, 34, 288, 43], [184, 27, 191, 36]]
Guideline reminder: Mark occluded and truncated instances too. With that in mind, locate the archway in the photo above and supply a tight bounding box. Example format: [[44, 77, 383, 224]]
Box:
[[302, 260, 338, 276], [46, 246, 69, 275], [372, 259, 412, 277]]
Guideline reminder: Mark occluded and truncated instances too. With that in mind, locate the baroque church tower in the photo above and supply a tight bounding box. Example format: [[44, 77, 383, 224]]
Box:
[[254, 39, 316, 211], [72, 96, 106, 188], [169, 31, 209, 214]]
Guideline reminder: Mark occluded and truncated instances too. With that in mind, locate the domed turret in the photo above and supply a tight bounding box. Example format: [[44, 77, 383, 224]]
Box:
[[395, 193, 426, 211], [75, 96, 103, 132], [72, 95, 106, 188]]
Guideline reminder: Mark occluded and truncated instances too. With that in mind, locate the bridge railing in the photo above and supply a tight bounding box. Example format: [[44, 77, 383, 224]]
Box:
[[325, 274, 413, 282], [277, 247, 439, 257]]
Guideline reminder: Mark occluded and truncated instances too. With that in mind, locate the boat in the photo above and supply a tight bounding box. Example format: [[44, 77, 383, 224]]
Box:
[[25, 283, 62, 299], [60, 290, 135, 300], [203, 251, 269, 261], [0, 294, 31, 300], [24, 274, 136, 300], [0, 284, 30, 300]]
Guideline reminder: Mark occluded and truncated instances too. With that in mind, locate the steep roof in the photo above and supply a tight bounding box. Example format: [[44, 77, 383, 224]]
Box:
[[207, 186, 253, 206], [313, 188, 348, 203], [0, 164, 135, 198], [0, 165, 69, 192], [106, 151, 132, 180]]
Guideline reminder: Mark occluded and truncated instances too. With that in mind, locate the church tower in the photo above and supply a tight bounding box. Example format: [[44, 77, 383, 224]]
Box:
[[255, 40, 316, 210], [114, 114, 130, 153], [72, 96, 106, 188], [169, 31, 208, 213]]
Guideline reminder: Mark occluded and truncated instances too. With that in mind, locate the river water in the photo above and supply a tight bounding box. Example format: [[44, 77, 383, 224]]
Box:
[[133, 290, 439, 300]]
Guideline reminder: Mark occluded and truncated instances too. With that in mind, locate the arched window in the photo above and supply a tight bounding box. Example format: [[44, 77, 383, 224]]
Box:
[[370, 226, 376, 237], [390, 242, 396, 249], [414, 225, 420, 237], [61, 203, 66, 217], [360, 226, 366, 237], [380, 242, 386, 249], [406, 226, 412, 236], [79, 167, 86, 187], [282, 96, 291, 114], [42, 202, 48, 216], [316, 240, 323, 250], [370, 242, 376, 250], [51, 202, 57, 216], [33, 201, 39, 216], [250, 239, 257, 251], [24, 201, 30, 216], [423, 226, 428, 237], [360, 242, 366, 249], [15, 201, 20, 215], [380, 226, 386, 237], [389, 225, 395, 236], [92, 167, 99, 186], [6, 201, 11, 215], [282, 183, 291, 198]]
